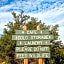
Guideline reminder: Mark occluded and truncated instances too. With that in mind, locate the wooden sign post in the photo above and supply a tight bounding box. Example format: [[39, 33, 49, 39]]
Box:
[[23, 26, 28, 64], [37, 26, 45, 64]]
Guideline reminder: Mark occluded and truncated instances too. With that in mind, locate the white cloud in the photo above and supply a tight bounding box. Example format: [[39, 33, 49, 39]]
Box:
[[61, 40, 64, 45], [0, 0, 8, 5], [0, 12, 13, 22], [0, 12, 14, 34], [26, 6, 64, 24], [2, 0, 8, 2], [0, 4, 14, 12], [0, 0, 63, 12]]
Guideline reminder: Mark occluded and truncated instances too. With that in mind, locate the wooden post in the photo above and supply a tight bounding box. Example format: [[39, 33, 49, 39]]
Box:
[[37, 26, 45, 64], [23, 26, 28, 64]]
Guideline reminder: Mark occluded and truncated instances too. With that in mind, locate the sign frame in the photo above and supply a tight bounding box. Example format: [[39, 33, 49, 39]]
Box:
[[15, 53, 50, 59], [12, 35, 53, 40], [16, 40, 51, 46], [15, 30, 49, 35], [15, 46, 50, 52]]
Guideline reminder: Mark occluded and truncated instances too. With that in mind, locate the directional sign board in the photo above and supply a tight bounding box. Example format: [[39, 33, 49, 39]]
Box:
[[16, 30, 49, 34], [12, 29, 53, 59], [15, 47, 50, 52], [16, 40, 50, 46], [16, 53, 50, 59], [12, 35, 53, 40]]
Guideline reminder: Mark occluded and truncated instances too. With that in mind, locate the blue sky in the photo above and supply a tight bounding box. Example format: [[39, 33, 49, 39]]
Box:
[[0, 0, 64, 44]]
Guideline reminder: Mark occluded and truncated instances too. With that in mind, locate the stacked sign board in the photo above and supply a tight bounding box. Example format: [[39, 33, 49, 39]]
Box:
[[12, 30, 53, 59]]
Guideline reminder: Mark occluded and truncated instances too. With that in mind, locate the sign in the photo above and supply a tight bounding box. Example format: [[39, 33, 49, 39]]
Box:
[[12, 35, 53, 40], [16, 40, 50, 46], [12, 29, 53, 59], [15, 47, 50, 52], [16, 30, 49, 34], [16, 53, 50, 59]]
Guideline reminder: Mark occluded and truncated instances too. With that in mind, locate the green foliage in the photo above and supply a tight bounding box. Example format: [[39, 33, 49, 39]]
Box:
[[26, 17, 41, 30], [50, 24, 59, 40]]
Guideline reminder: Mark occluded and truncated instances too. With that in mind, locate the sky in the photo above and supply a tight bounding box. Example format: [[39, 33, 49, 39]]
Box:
[[0, 0, 64, 44]]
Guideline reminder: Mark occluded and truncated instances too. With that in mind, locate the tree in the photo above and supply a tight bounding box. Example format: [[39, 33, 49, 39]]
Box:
[[0, 10, 63, 64], [0, 11, 30, 64]]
